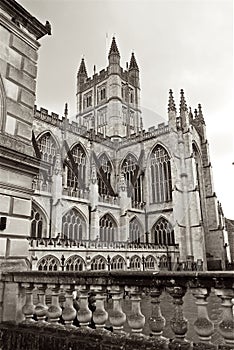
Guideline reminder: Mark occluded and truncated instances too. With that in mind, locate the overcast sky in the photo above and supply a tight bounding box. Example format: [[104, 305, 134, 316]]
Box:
[[20, 0, 234, 218]]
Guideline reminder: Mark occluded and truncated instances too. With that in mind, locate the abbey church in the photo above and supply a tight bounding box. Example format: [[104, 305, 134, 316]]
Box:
[[0, 0, 227, 273]]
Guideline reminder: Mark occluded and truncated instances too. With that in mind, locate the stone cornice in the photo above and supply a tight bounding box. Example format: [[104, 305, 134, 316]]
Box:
[[0, 0, 50, 40]]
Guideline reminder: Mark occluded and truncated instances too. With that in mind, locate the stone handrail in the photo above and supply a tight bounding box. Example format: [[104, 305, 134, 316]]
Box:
[[0, 271, 233, 349]]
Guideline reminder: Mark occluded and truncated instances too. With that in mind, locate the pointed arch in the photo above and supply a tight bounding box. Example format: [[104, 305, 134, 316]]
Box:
[[65, 255, 85, 271], [145, 255, 157, 270], [111, 255, 125, 270], [150, 144, 172, 203], [129, 216, 144, 243], [130, 255, 141, 270], [151, 217, 175, 246], [99, 213, 117, 242], [31, 201, 47, 238], [62, 207, 86, 241], [121, 152, 143, 207], [98, 152, 113, 196], [37, 255, 60, 271], [90, 255, 107, 270], [64, 142, 87, 191], [0, 74, 7, 132], [36, 131, 58, 165]]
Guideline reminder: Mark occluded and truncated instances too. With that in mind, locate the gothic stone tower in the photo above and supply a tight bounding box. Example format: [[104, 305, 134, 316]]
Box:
[[29, 37, 226, 271]]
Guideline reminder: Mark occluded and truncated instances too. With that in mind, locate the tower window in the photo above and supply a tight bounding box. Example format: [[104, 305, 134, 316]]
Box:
[[151, 145, 172, 203]]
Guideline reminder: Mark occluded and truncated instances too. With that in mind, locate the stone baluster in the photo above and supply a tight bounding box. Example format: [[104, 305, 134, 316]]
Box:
[[149, 287, 168, 346], [47, 284, 62, 325], [90, 285, 108, 330], [108, 285, 126, 333], [191, 288, 214, 345], [167, 286, 190, 349], [215, 288, 234, 346], [61, 284, 77, 327], [21, 283, 35, 323], [34, 283, 48, 323], [77, 285, 92, 327], [127, 286, 145, 334]]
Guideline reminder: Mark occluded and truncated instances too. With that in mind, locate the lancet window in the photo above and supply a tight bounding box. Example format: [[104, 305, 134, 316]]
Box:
[[152, 217, 175, 246], [121, 154, 143, 207], [91, 255, 106, 270], [129, 217, 144, 243], [99, 214, 117, 242], [145, 255, 157, 270], [150, 145, 172, 203], [130, 255, 141, 270], [111, 255, 125, 270], [64, 144, 86, 192], [98, 153, 112, 196], [31, 204, 47, 238], [38, 255, 60, 271], [37, 132, 57, 165], [62, 208, 86, 241], [65, 255, 84, 271]]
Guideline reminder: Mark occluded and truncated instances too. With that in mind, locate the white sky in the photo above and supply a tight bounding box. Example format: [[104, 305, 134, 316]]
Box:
[[20, 0, 234, 218]]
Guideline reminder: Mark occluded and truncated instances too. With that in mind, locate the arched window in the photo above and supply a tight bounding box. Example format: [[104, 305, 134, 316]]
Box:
[[0, 74, 6, 132], [37, 255, 60, 271], [91, 255, 106, 270], [129, 217, 144, 243], [130, 255, 141, 270], [99, 214, 117, 242], [98, 153, 112, 196], [64, 144, 86, 191], [151, 145, 172, 203], [192, 143, 203, 221], [62, 208, 86, 241], [31, 204, 47, 238], [121, 154, 143, 207], [111, 255, 125, 270], [145, 255, 157, 270], [152, 217, 175, 245], [65, 255, 84, 271], [37, 132, 57, 165]]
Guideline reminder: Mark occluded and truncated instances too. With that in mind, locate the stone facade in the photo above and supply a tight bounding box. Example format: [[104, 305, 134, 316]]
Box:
[[0, 1, 226, 273], [0, 0, 50, 271]]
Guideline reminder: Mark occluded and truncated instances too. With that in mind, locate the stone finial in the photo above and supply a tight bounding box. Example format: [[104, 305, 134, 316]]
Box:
[[45, 21, 52, 35], [129, 52, 139, 71], [108, 36, 120, 58], [194, 108, 198, 118], [168, 89, 177, 113], [64, 103, 68, 117], [77, 58, 88, 76], [179, 89, 188, 114]]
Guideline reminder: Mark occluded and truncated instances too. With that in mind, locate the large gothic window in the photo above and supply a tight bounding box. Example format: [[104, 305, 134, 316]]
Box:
[[37, 132, 57, 165], [121, 154, 143, 207], [62, 208, 86, 241], [111, 255, 125, 270], [99, 214, 117, 242], [91, 255, 106, 270], [31, 204, 47, 238], [145, 255, 157, 270], [130, 255, 141, 270], [65, 255, 84, 271], [37, 255, 60, 271], [150, 145, 172, 203], [64, 144, 86, 191], [152, 217, 175, 246], [98, 153, 112, 196], [129, 217, 144, 243]]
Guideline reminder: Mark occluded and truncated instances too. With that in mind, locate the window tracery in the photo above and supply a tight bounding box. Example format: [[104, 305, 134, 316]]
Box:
[[151, 145, 172, 203], [152, 217, 175, 245], [62, 208, 86, 241], [99, 214, 117, 242], [129, 217, 144, 243], [31, 204, 47, 238]]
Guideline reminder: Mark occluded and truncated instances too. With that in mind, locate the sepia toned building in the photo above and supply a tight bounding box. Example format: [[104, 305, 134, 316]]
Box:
[[0, 0, 227, 273]]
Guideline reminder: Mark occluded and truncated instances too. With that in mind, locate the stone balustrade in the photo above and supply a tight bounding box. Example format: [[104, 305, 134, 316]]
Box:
[[28, 237, 179, 252], [0, 271, 233, 350], [62, 187, 89, 200]]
